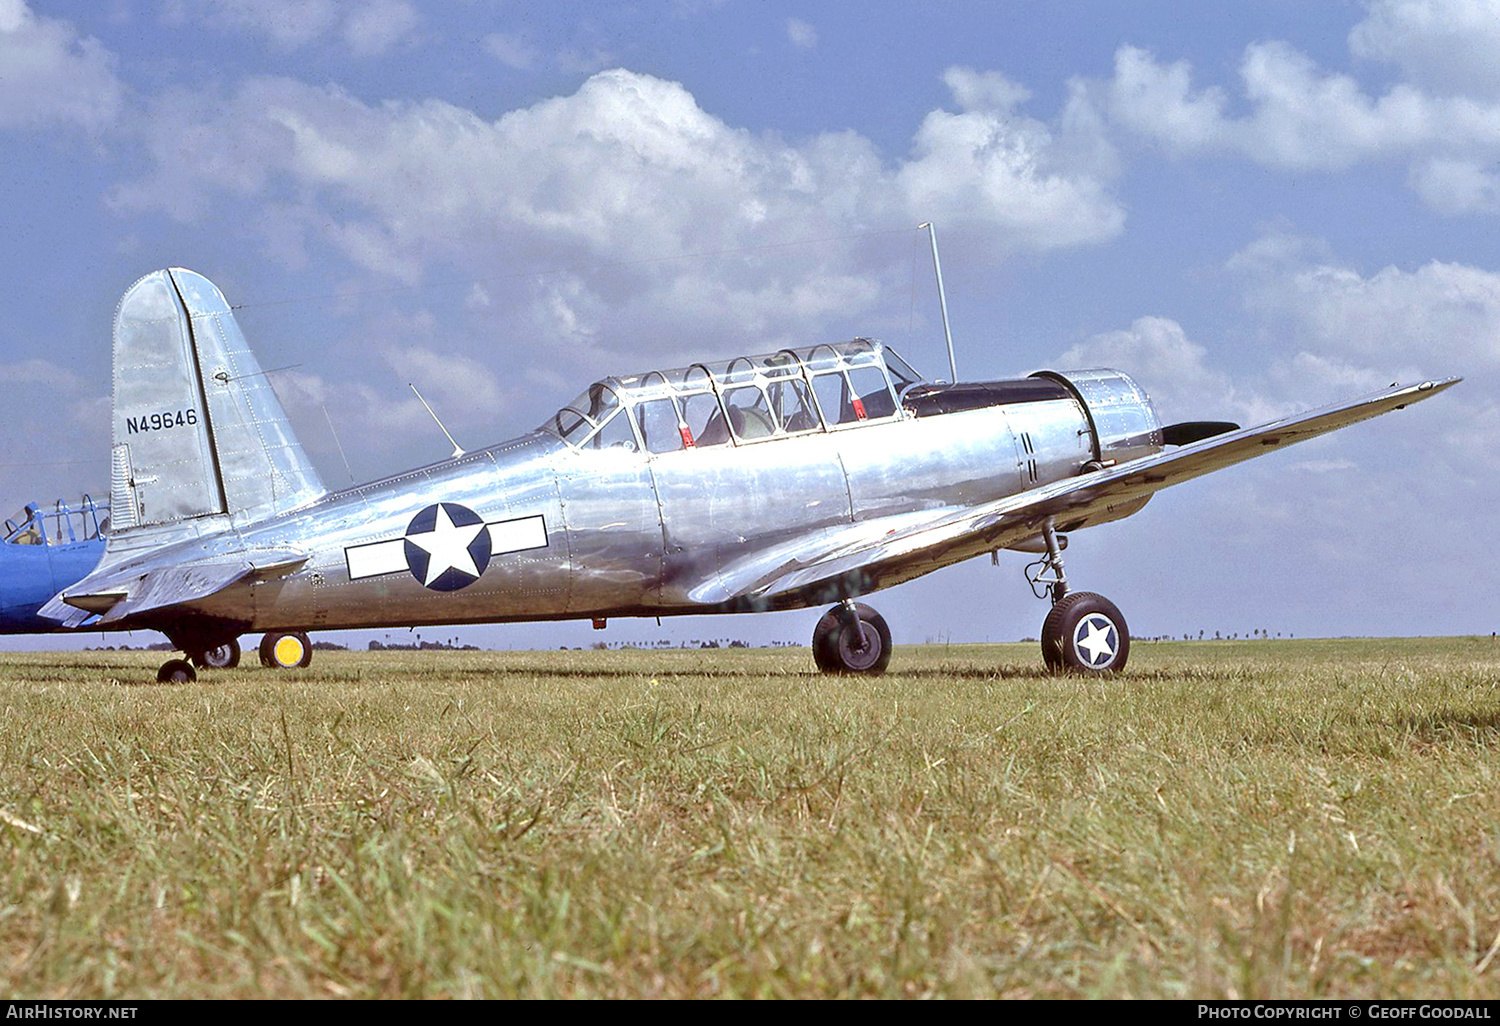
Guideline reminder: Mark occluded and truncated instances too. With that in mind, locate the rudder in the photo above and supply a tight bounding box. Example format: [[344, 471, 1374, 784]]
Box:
[[109, 268, 325, 536]]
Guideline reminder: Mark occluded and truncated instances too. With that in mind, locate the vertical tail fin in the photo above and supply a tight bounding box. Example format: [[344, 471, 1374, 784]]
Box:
[[109, 268, 325, 539]]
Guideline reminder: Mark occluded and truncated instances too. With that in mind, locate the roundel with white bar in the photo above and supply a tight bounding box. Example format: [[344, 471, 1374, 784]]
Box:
[[403, 502, 492, 591]]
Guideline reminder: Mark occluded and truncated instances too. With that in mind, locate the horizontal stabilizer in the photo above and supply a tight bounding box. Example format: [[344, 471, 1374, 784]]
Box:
[[39, 547, 308, 627]]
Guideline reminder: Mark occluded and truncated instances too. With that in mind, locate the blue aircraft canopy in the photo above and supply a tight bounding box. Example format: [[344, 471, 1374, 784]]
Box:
[[542, 339, 927, 453], [3, 496, 109, 547]]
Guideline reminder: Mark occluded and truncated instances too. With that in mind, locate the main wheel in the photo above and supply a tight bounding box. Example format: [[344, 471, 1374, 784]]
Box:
[[157, 658, 197, 684], [191, 638, 241, 670], [811, 603, 892, 675], [1041, 592, 1129, 674], [259, 631, 313, 669]]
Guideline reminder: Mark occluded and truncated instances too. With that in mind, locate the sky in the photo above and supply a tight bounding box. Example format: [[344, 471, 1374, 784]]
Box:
[[0, 0, 1495, 651]]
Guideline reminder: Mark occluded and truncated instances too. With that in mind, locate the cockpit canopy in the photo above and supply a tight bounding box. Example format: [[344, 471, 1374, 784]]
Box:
[[541, 339, 925, 453], [3, 496, 109, 546]]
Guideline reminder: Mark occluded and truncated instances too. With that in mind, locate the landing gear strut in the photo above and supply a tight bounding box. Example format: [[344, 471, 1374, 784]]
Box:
[[1032, 518, 1129, 674], [191, 638, 240, 670], [812, 600, 892, 675], [160, 628, 242, 683], [152, 627, 314, 681]]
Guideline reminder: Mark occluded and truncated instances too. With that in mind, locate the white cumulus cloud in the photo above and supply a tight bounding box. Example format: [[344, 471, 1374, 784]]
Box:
[[162, 0, 419, 55], [786, 17, 817, 49], [0, 0, 123, 131], [109, 66, 1124, 365], [341, 0, 419, 56], [1230, 230, 1500, 372], [1349, 0, 1500, 98], [1094, 28, 1500, 214], [483, 31, 538, 70], [1054, 316, 1275, 425], [1225, 230, 1496, 471]]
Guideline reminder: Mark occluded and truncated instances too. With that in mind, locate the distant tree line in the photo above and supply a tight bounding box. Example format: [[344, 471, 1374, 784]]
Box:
[[369, 639, 479, 651]]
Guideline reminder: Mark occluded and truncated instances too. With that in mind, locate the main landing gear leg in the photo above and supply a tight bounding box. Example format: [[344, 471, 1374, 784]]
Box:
[[192, 639, 241, 670], [812, 600, 892, 675], [159, 630, 242, 683], [1034, 518, 1130, 674]]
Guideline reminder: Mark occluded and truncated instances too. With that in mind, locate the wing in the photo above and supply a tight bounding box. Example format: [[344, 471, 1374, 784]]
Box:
[[717, 377, 1460, 608], [38, 548, 308, 628]]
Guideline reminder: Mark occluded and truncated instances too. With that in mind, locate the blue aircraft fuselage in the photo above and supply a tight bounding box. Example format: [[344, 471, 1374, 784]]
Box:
[[0, 498, 108, 634], [0, 537, 104, 632]]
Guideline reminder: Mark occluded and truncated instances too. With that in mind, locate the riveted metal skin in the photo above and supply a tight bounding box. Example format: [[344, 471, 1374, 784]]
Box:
[[37, 268, 1461, 657], [1031, 369, 1163, 467], [123, 346, 1130, 632]]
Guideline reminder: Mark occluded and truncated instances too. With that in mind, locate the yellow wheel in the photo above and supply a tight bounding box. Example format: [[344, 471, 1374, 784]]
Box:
[[259, 631, 313, 669]]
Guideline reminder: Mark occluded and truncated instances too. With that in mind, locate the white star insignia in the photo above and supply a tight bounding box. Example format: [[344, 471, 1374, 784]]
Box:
[[406, 504, 486, 585], [1076, 615, 1117, 665]]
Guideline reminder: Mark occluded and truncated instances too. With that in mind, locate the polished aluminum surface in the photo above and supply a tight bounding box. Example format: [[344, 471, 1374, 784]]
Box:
[[1033, 368, 1163, 466], [39, 267, 1460, 648], [111, 269, 221, 528], [106, 268, 326, 563]]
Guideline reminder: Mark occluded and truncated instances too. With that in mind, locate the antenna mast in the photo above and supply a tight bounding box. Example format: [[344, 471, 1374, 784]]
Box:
[[920, 222, 958, 384], [409, 383, 465, 460], [322, 405, 356, 485]]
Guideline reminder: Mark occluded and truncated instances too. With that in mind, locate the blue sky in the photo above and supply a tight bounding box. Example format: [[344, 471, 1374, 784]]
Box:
[[1, 0, 1495, 650]]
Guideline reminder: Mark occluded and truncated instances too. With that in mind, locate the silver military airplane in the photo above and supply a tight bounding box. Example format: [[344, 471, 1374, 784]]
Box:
[[38, 268, 1457, 682]]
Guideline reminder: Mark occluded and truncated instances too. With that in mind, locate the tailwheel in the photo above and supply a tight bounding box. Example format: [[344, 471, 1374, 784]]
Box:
[[156, 658, 197, 684], [1041, 591, 1129, 674], [190, 638, 241, 670], [259, 631, 313, 670], [812, 602, 892, 675]]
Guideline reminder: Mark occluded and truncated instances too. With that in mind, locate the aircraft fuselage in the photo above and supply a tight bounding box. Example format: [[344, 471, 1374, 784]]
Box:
[[130, 385, 1137, 635], [41, 267, 1455, 681]]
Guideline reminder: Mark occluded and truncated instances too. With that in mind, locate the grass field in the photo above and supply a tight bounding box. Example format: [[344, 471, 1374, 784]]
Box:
[[1, 636, 1498, 999]]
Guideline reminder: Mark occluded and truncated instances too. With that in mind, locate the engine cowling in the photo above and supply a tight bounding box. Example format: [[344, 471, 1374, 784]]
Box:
[[1029, 368, 1163, 468]]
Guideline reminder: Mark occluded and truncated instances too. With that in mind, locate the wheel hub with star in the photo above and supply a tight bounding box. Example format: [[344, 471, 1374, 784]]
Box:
[[1072, 612, 1120, 669]]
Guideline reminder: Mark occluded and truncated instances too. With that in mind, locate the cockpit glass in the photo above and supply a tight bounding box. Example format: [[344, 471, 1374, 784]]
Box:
[[848, 365, 896, 419], [769, 377, 820, 433], [724, 386, 775, 440], [721, 357, 757, 386], [544, 339, 914, 447], [801, 344, 844, 375], [549, 407, 595, 445], [682, 365, 714, 391], [882, 348, 924, 391], [3, 508, 43, 545], [585, 408, 638, 451], [572, 383, 618, 421], [636, 397, 685, 453], [2, 497, 109, 545], [762, 352, 802, 379], [683, 392, 730, 446]]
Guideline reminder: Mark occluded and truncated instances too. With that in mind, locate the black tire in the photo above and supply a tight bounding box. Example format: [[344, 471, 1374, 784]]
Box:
[[260, 631, 313, 670], [191, 638, 241, 670], [157, 658, 197, 684], [812, 609, 841, 672], [811, 603, 892, 675], [1041, 591, 1129, 674], [292, 631, 313, 668]]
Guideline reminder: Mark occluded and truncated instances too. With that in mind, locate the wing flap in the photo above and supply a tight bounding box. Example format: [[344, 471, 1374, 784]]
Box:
[[730, 377, 1459, 604]]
